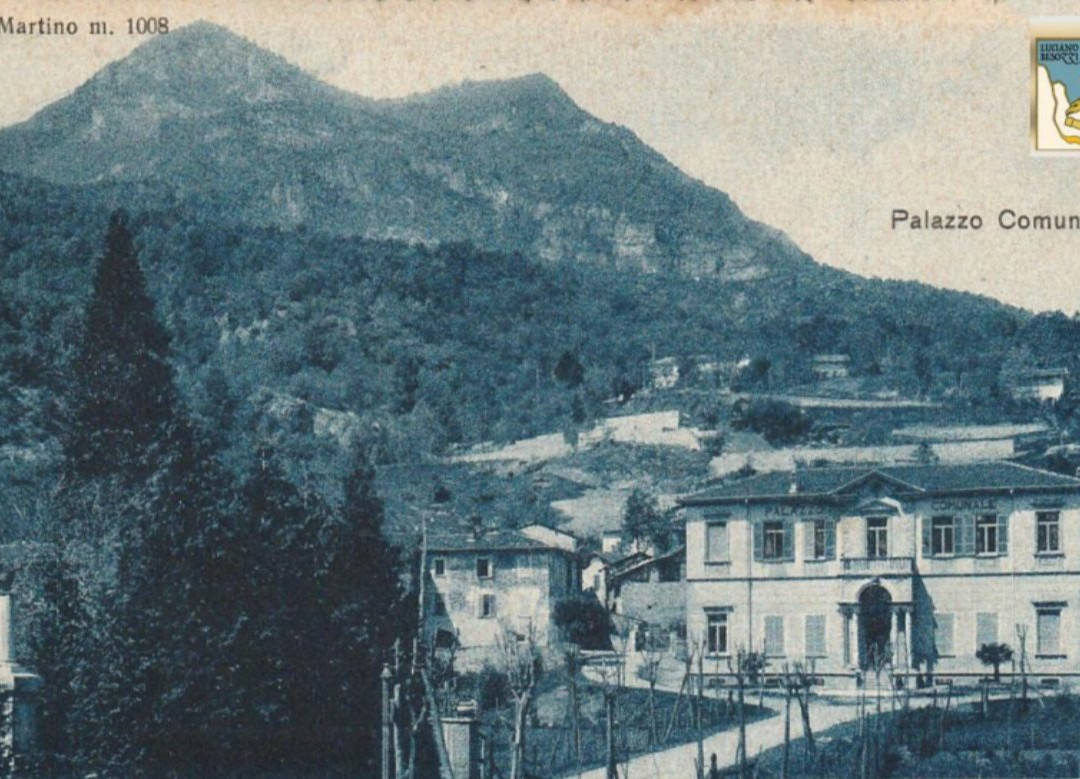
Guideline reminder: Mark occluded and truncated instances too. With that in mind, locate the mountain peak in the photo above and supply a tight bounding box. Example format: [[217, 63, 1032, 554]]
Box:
[[77, 20, 323, 113]]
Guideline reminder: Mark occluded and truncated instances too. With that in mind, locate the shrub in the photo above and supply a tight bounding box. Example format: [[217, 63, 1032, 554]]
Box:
[[552, 594, 613, 650]]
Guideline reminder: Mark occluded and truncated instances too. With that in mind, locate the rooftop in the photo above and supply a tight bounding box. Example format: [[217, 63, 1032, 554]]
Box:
[[681, 461, 1080, 505], [427, 524, 577, 553]]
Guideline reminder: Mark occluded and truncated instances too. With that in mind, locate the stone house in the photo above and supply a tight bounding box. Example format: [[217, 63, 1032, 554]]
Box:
[[423, 524, 579, 667]]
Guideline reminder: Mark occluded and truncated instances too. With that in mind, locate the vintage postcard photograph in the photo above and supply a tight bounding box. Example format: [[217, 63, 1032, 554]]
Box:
[[4, 0, 1080, 777]]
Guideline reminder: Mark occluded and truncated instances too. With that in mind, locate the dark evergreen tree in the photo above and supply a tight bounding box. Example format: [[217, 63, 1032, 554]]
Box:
[[65, 210, 178, 481], [622, 488, 670, 553]]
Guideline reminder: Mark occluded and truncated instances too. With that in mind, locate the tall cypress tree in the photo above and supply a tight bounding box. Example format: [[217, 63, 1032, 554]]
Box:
[[65, 209, 178, 481]]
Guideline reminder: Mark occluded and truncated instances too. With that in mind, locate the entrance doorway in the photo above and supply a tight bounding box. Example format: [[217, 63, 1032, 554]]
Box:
[[858, 584, 892, 669]]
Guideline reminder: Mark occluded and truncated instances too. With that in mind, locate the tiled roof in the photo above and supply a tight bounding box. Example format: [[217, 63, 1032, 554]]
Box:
[[427, 528, 566, 553], [681, 462, 1080, 505]]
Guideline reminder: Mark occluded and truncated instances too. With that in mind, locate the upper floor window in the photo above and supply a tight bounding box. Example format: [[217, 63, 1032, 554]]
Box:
[[705, 521, 730, 563], [931, 516, 955, 556], [433, 557, 446, 576], [1037, 512, 1061, 555], [476, 557, 493, 578], [763, 521, 785, 560], [866, 517, 888, 559], [806, 519, 836, 561], [754, 519, 793, 562], [976, 515, 1001, 555]]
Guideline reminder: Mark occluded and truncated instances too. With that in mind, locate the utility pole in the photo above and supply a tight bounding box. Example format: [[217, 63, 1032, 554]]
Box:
[[381, 664, 393, 779]]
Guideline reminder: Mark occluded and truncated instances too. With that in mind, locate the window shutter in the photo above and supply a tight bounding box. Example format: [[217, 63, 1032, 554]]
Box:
[[825, 521, 836, 559], [957, 516, 975, 556], [804, 521, 816, 560], [805, 615, 826, 657], [976, 612, 997, 648], [753, 521, 764, 562], [921, 517, 932, 557], [783, 519, 795, 561], [997, 514, 1009, 555], [934, 613, 954, 657]]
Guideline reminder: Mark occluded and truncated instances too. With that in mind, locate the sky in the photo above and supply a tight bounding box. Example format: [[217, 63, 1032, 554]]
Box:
[[2, 0, 1080, 313]]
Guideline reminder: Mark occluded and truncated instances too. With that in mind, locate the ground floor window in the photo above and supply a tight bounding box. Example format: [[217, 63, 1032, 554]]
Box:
[[805, 614, 826, 657], [1037, 606, 1063, 657], [934, 613, 954, 657], [976, 612, 997, 649], [478, 593, 496, 618], [706, 610, 729, 655], [764, 616, 785, 657]]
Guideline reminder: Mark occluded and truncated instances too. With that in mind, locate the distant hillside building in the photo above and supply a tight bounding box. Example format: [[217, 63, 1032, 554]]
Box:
[[424, 524, 579, 667], [1010, 368, 1068, 403], [649, 357, 681, 390], [812, 354, 851, 380], [681, 462, 1080, 685]]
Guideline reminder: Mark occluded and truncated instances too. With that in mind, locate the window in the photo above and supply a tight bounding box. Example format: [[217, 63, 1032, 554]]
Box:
[[706, 610, 729, 654], [976, 515, 998, 555], [1037, 607, 1063, 656], [433, 594, 447, 617], [806, 519, 835, 561], [805, 615, 826, 657], [763, 521, 785, 560], [433, 557, 446, 576], [764, 616, 785, 657], [1037, 512, 1061, 554], [976, 612, 997, 648], [706, 522, 730, 563], [867, 517, 889, 559], [935, 613, 954, 657], [479, 594, 496, 619], [931, 516, 955, 556], [476, 557, 493, 578]]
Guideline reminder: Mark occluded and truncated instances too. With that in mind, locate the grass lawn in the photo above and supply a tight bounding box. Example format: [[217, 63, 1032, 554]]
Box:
[[453, 666, 772, 778], [750, 688, 1080, 779]]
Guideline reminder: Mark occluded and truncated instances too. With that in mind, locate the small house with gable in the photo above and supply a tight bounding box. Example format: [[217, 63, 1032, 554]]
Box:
[[424, 524, 579, 667]]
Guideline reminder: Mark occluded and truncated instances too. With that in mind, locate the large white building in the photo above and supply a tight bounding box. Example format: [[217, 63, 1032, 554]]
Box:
[[680, 462, 1080, 685]]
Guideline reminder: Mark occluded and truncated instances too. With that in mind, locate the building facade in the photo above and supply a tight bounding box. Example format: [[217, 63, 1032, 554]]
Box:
[[681, 462, 1080, 684], [1010, 368, 1068, 402], [424, 524, 579, 667]]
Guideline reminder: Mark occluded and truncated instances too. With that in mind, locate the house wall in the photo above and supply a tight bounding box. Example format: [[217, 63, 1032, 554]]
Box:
[[685, 492, 1080, 677], [620, 581, 686, 632], [425, 549, 577, 662]]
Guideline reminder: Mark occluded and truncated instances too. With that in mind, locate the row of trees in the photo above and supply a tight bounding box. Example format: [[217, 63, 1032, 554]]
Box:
[[24, 212, 407, 775]]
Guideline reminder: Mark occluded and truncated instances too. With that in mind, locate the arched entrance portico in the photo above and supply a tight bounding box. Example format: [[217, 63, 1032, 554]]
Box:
[[858, 584, 892, 669]]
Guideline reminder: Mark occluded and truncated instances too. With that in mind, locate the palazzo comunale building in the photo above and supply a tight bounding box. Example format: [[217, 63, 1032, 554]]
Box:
[[681, 462, 1080, 686]]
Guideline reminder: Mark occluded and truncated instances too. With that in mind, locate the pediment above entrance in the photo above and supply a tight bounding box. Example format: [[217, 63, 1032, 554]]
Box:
[[831, 470, 925, 500]]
